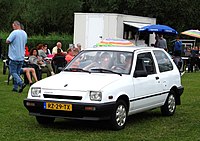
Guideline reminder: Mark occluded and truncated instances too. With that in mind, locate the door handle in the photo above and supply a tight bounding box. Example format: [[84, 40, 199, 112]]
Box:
[[155, 76, 159, 80]]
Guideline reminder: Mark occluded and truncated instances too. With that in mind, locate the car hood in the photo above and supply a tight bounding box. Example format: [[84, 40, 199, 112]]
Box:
[[32, 72, 122, 91]]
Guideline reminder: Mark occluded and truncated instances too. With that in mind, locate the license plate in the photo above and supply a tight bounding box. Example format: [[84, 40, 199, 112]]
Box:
[[44, 102, 72, 111]]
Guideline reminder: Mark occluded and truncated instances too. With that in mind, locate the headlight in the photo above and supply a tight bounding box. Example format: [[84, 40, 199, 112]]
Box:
[[31, 87, 41, 97], [89, 91, 102, 101]]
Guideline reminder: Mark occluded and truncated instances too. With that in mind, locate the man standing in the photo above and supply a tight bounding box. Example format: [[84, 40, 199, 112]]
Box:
[[6, 21, 27, 93], [174, 36, 182, 56], [52, 41, 63, 55], [157, 34, 168, 51], [173, 36, 183, 71]]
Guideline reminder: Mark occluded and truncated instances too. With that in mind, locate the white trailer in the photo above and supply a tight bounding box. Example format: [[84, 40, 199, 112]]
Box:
[[73, 13, 156, 49]]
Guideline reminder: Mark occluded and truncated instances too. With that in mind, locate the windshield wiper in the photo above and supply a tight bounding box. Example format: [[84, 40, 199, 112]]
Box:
[[64, 68, 91, 73], [90, 68, 122, 76]]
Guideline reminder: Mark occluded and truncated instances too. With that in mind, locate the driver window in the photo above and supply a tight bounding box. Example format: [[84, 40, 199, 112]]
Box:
[[137, 52, 156, 75]]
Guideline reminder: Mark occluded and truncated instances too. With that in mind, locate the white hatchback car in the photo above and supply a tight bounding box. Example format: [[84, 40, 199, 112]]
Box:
[[24, 46, 184, 130]]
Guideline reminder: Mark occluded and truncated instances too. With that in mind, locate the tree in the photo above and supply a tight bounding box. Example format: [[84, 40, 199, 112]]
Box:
[[20, 0, 82, 35], [0, 0, 15, 31], [1, 0, 200, 37], [127, 0, 200, 34]]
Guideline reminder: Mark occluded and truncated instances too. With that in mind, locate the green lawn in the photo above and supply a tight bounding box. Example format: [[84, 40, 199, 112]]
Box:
[[0, 60, 200, 141]]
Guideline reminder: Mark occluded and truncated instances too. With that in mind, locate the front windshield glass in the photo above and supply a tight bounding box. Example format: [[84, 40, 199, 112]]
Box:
[[65, 50, 133, 74]]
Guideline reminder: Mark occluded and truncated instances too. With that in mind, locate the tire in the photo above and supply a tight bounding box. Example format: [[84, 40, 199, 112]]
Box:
[[36, 116, 55, 125], [161, 91, 176, 116], [110, 100, 128, 130]]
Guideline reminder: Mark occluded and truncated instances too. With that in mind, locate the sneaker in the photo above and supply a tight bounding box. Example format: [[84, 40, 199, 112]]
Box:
[[19, 83, 26, 93]]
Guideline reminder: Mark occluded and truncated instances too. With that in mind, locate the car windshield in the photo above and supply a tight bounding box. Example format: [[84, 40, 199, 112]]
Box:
[[64, 50, 133, 75]]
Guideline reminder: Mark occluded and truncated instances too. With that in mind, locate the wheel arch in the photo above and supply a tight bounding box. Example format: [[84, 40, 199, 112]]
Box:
[[116, 94, 130, 111], [170, 86, 181, 105]]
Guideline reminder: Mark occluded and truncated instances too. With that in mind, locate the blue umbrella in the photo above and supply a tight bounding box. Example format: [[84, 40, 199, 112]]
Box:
[[139, 24, 178, 35]]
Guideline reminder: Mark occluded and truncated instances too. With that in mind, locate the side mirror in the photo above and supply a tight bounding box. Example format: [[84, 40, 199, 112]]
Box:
[[133, 70, 148, 77]]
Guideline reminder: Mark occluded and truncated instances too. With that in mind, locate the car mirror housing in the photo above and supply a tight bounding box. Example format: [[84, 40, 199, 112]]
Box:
[[133, 70, 148, 77]]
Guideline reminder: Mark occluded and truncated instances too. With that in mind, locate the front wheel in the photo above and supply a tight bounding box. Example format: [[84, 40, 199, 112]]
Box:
[[161, 91, 176, 116], [110, 100, 128, 130], [36, 116, 55, 125]]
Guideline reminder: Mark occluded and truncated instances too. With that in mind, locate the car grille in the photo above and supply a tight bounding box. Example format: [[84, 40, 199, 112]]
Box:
[[43, 94, 82, 100]]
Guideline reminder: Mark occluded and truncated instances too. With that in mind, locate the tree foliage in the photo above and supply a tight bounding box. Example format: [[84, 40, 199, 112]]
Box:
[[0, 0, 82, 35], [127, 0, 200, 33], [0, 0, 200, 36]]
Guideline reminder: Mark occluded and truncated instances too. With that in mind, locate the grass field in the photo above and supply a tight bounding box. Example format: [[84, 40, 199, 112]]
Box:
[[0, 60, 200, 141]]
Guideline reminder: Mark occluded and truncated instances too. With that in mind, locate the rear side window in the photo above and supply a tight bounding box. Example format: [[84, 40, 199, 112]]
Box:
[[153, 50, 173, 72]]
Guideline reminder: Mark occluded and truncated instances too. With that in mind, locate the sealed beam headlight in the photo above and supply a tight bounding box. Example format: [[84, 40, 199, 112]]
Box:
[[31, 87, 41, 97], [90, 91, 102, 101]]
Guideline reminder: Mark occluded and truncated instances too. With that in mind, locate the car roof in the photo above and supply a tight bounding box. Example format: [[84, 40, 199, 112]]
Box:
[[84, 46, 161, 52]]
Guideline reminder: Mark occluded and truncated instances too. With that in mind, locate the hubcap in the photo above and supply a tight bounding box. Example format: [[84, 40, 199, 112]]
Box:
[[168, 94, 175, 113], [116, 105, 126, 126]]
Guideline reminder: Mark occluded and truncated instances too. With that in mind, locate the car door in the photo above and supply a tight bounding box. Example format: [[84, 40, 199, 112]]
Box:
[[130, 51, 163, 112], [153, 50, 177, 92]]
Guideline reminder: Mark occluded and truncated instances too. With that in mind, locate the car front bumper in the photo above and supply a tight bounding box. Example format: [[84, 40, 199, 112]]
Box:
[[24, 99, 116, 121]]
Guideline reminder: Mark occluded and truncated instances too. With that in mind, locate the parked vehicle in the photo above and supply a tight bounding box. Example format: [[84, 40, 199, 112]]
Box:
[[24, 46, 184, 130]]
